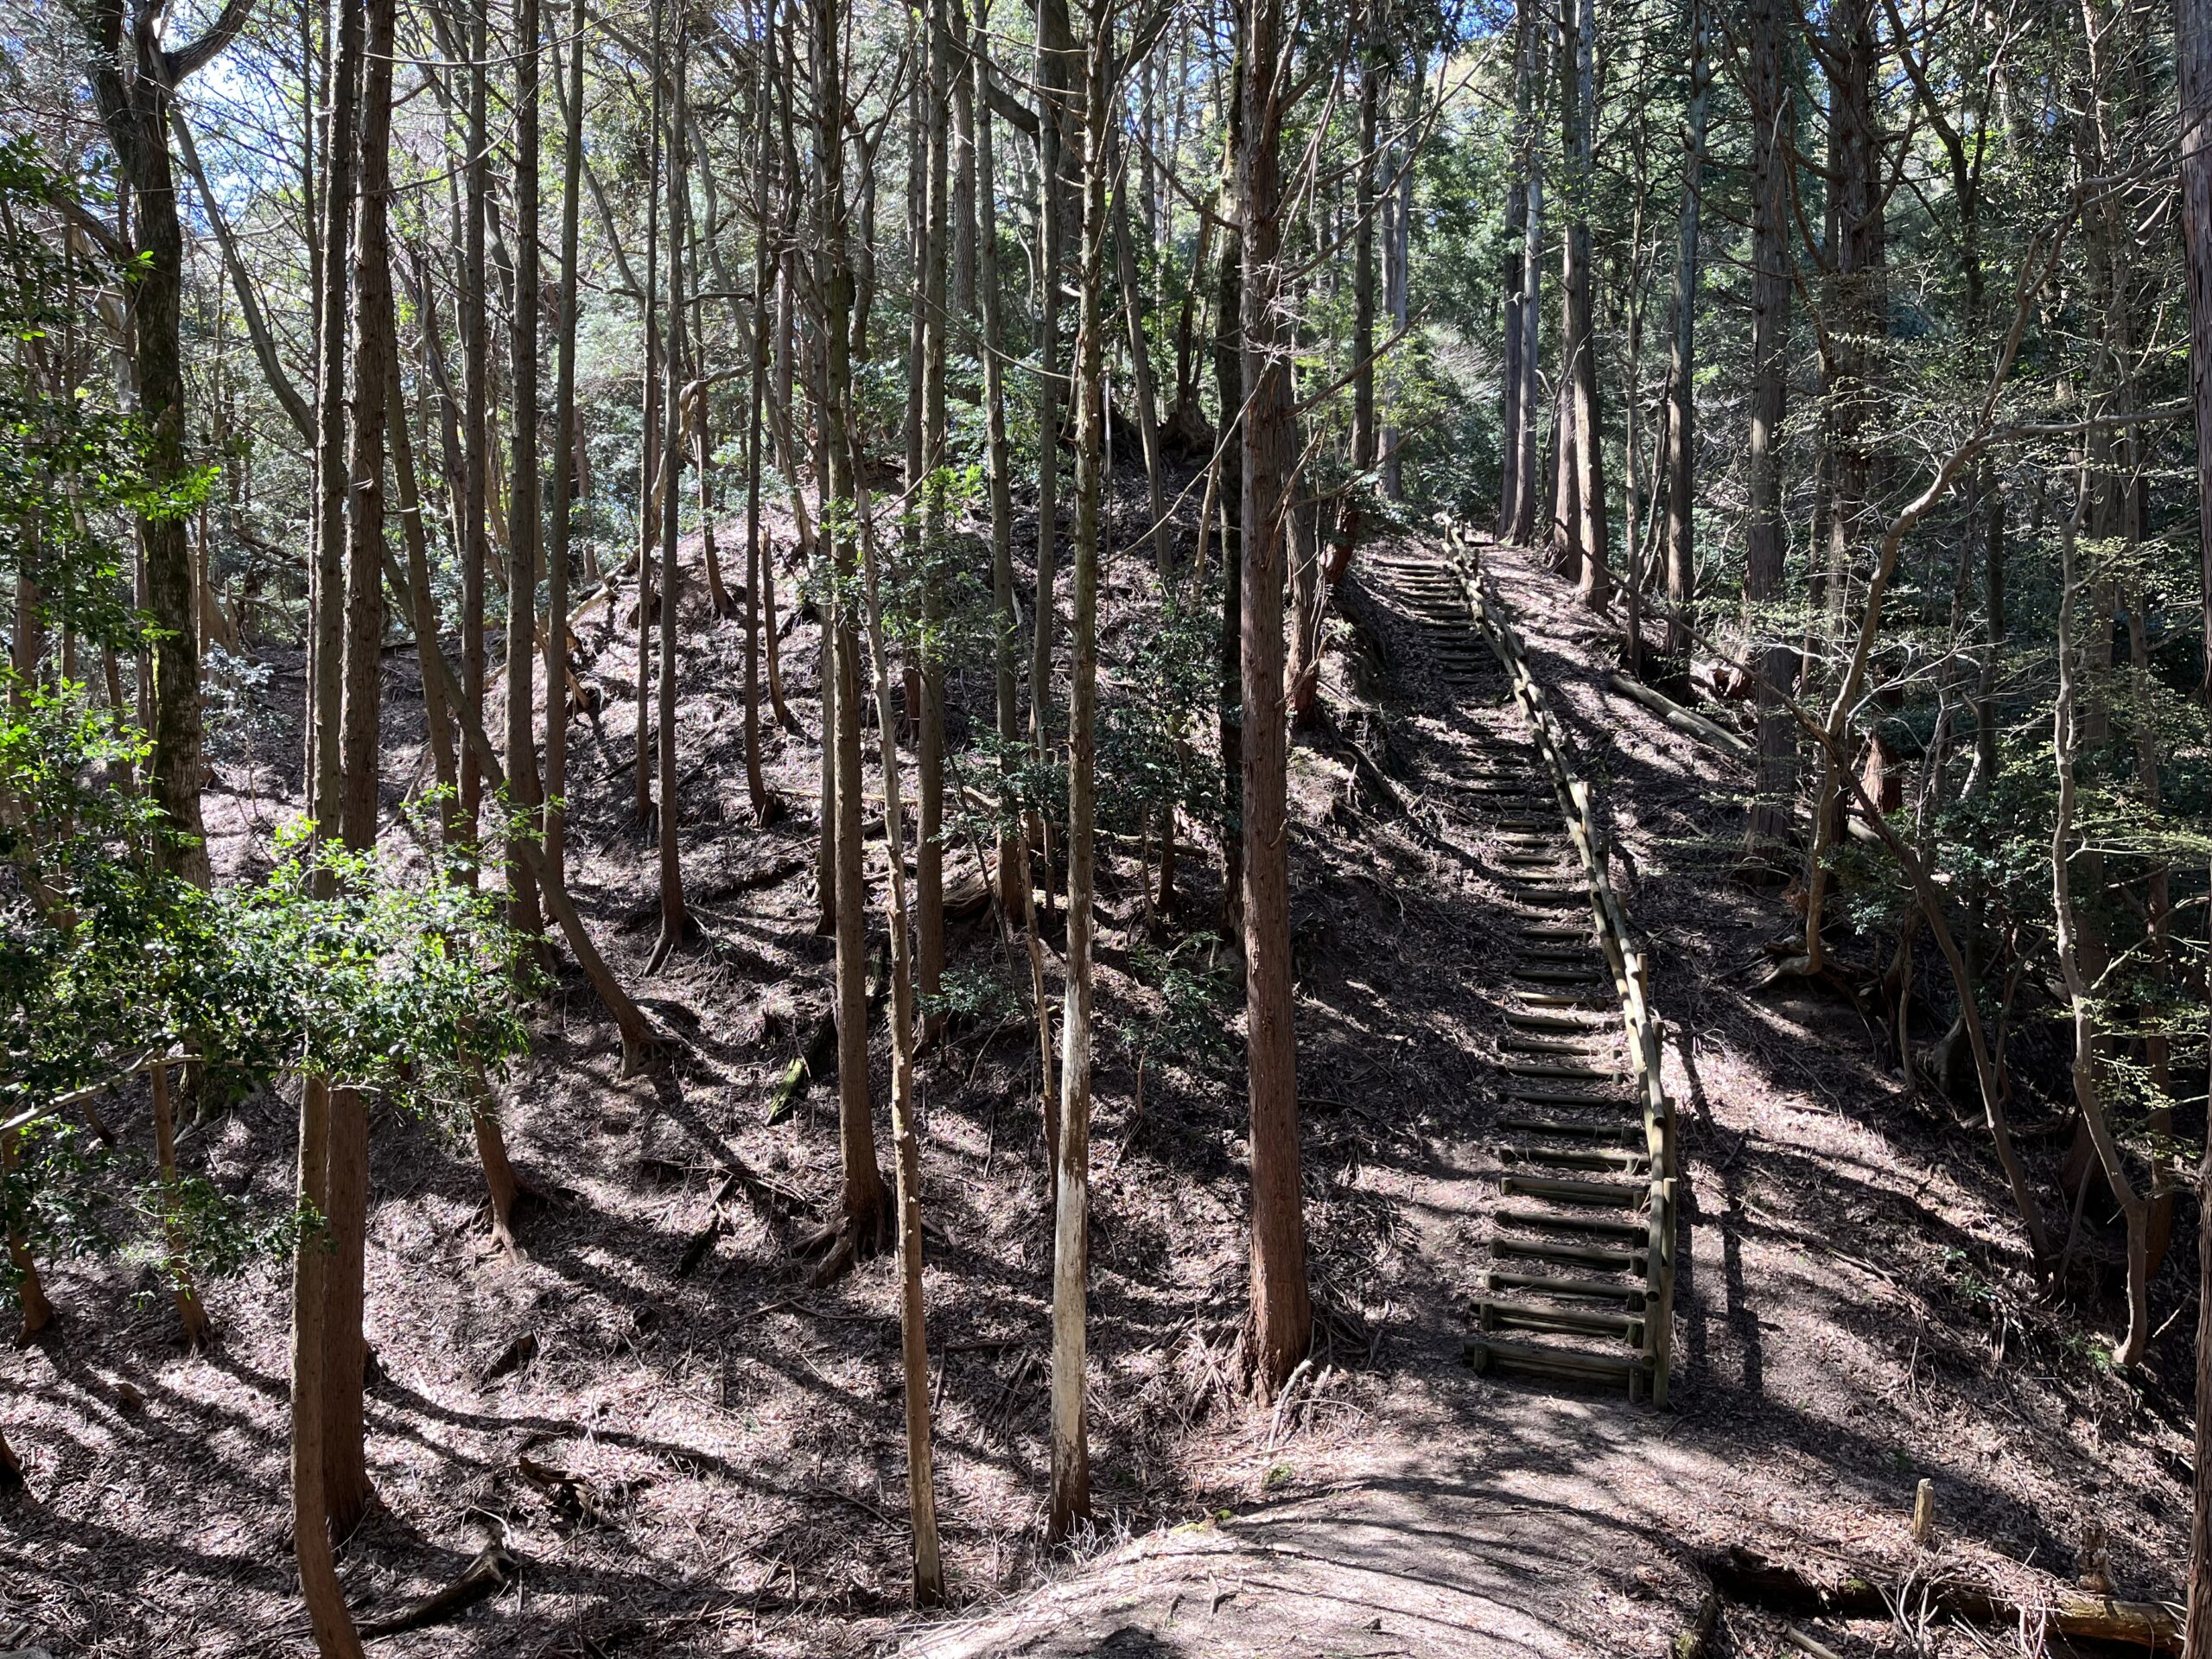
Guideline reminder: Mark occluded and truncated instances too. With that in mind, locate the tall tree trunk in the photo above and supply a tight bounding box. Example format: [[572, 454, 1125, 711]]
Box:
[[1382, 69, 1417, 505], [976, 21, 1021, 920], [310, 0, 360, 840], [507, 0, 546, 944], [2191, 0, 2212, 702], [1559, 0, 1607, 605], [952, 0, 976, 319], [1048, 0, 1109, 1542], [743, 9, 774, 825], [321, 0, 398, 1535], [1658, 0, 1710, 670], [649, 29, 691, 976], [461, 0, 490, 866], [1742, 0, 1796, 862], [289, 1075, 367, 1659], [1032, 0, 1074, 873], [918, 0, 952, 1040], [1339, 37, 1380, 577], [2179, 0, 2212, 1618], [1498, 5, 1533, 538], [1238, 0, 1313, 1395], [1215, 87, 1245, 944], [1796, 0, 1890, 970], [547, 0, 586, 883], [851, 486, 948, 1608], [636, 27, 663, 824], [817, 0, 891, 1254]]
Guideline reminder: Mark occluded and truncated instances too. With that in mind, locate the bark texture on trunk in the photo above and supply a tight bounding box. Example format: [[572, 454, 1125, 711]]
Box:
[[650, 29, 691, 976], [1557, 0, 1607, 604], [816, 0, 890, 1252], [1658, 2, 1709, 669], [1049, 0, 1111, 1541], [1237, 0, 1313, 1395], [1743, 0, 1796, 861]]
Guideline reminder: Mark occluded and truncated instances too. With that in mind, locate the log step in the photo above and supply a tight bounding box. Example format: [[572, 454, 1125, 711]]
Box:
[[1465, 1336, 1652, 1392], [1500, 1060, 1628, 1079], [1503, 1147, 1649, 1177], [1501, 1038, 1612, 1059], [1499, 1173, 1648, 1207], [1497, 1207, 1650, 1240], [1498, 1115, 1643, 1143], [1503, 1009, 1610, 1029], [1483, 1268, 1646, 1306], [1474, 1297, 1645, 1344], [1503, 1087, 1634, 1109], [1491, 1236, 1646, 1273]]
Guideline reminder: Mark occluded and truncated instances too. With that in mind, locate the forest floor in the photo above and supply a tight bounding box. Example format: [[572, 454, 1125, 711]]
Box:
[[0, 487, 2200, 1658]]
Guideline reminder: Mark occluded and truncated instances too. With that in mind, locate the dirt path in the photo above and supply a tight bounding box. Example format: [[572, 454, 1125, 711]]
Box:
[[6, 520, 2192, 1658], [903, 533, 2199, 1658], [906, 539, 1718, 1656]]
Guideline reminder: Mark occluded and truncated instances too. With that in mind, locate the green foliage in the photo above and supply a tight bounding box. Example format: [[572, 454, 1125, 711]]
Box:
[[0, 682, 531, 1287], [0, 138, 204, 652], [1096, 586, 1222, 837], [920, 963, 1021, 1027], [1118, 937, 1237, 1079]]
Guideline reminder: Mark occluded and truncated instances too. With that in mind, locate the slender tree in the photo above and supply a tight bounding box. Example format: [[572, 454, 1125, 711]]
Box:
[[1656, 0, 1709, 671], [1048, 0, 1113, 1541], [507, 0, 546, 944], [1237, 0, 1313, 1393], [546, 0, 587, 884], [817, 0, 891, 1259], [648, 25, 691, 976]]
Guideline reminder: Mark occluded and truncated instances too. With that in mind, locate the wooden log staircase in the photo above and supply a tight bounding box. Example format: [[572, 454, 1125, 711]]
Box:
[[1365, 525, 1680, 1406]]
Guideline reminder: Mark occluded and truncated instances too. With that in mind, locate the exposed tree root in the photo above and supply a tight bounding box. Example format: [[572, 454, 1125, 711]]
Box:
[[356, 1532, 517, 1638], [676, 1159, 815, 1276], [792, 1183, 894, 1288]]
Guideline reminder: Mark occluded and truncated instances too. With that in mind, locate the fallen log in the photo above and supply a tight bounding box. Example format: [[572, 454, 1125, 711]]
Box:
[[1605, 672, 1754, 761], [1699, 1544, 2180, 1651]]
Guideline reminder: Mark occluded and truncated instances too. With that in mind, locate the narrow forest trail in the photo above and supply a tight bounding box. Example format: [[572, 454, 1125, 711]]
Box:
[[906, 533, 1718, 1657], [907, 526, 2200, 1657]]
